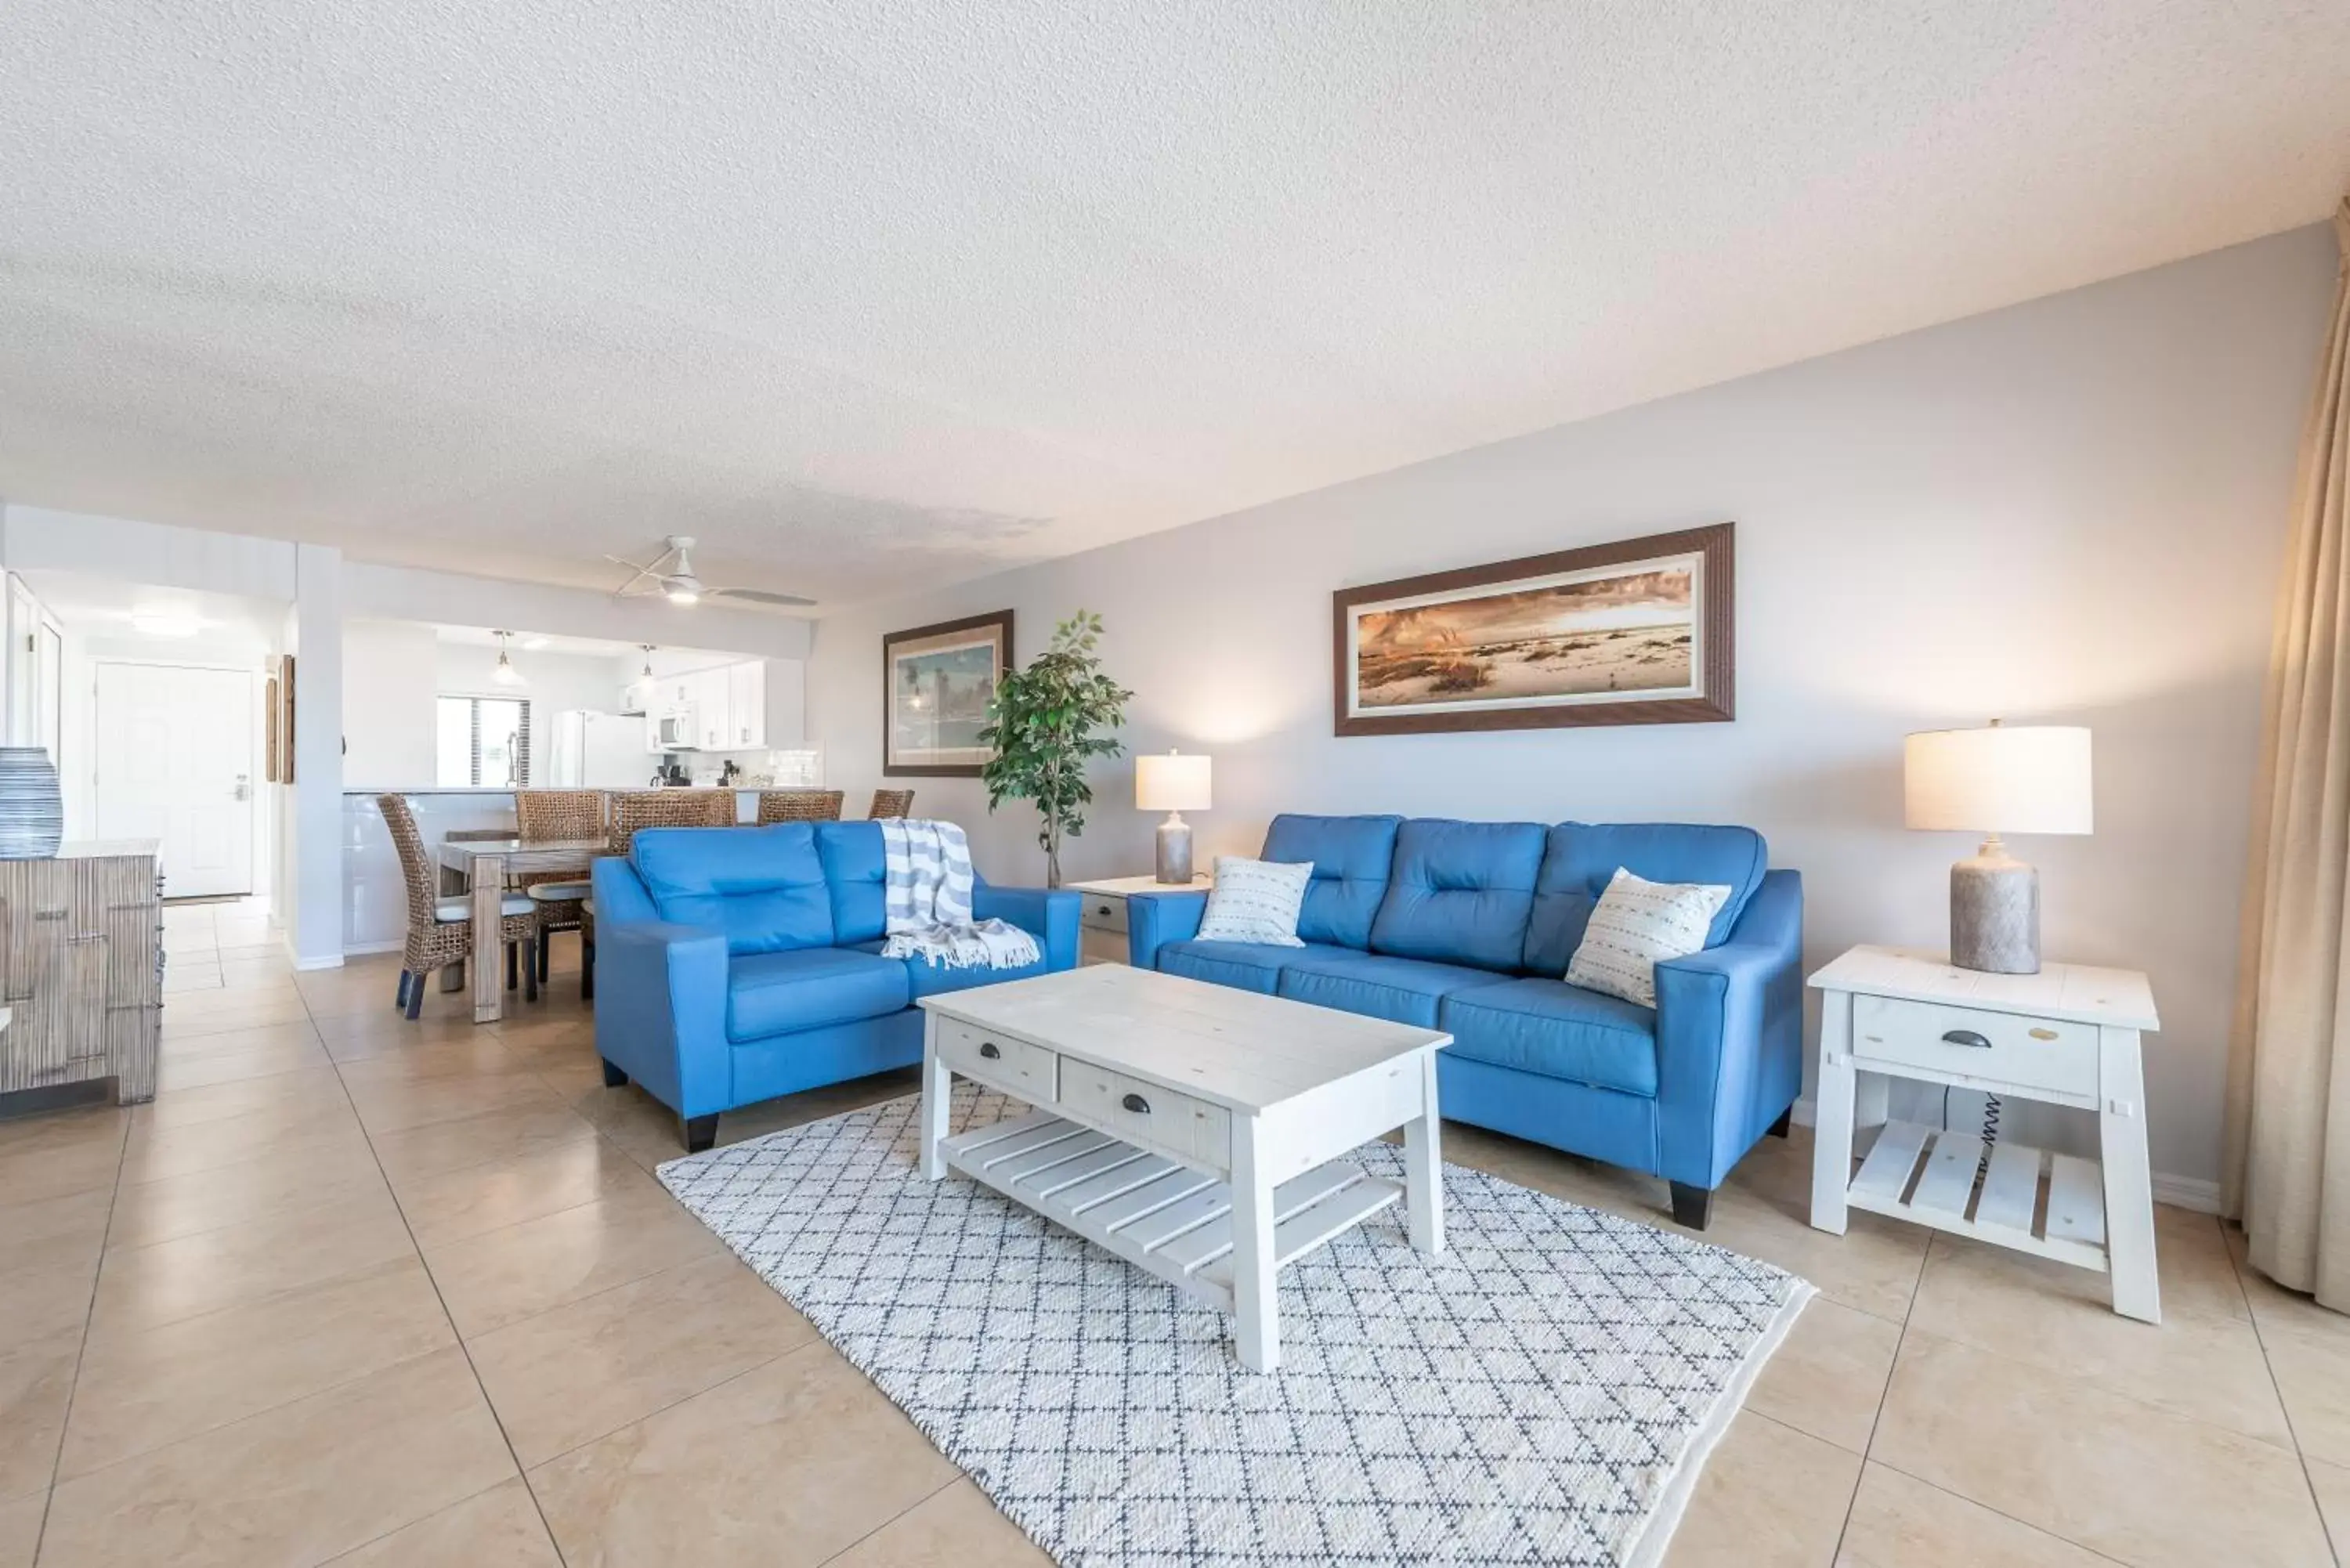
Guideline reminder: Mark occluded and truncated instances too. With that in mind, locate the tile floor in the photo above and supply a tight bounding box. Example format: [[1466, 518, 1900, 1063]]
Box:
[[0, 904, 2341, 1565]]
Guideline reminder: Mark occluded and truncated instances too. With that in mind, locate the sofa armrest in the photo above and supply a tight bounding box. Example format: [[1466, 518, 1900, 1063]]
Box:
[[972, 885, 1082, 970], [1126, 889, 1209, 968], [1651, 869, 1805, 1190], [590, 859, 732, 1120]]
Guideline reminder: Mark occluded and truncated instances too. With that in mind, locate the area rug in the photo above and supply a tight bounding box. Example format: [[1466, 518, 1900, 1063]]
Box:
[[658, 1086, 1811, 1568]]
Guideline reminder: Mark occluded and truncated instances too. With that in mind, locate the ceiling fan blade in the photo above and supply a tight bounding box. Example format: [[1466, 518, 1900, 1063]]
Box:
[[707, 587, 819, 608]]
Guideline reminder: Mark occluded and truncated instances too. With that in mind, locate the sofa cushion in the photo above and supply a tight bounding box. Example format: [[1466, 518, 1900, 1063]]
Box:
[[1261, 814, 1402, 949], [634, 823, 835, 956], [1440, 977, 1659, 1097], [1276, 950, 1511, 1028], [1523, 823, 1768, 975], [726, 947, 910, 1042], [813, 822, 888, 945], [1367, 819, 1547, 974], [1158, 938, 1364, 995]]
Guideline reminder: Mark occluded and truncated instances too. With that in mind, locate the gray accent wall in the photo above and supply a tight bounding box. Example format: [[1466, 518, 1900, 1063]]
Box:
[[808, 223, 2341, 1190]]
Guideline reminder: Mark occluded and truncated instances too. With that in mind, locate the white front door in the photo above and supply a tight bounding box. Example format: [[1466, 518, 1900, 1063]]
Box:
[[95, 663, 255, 898]]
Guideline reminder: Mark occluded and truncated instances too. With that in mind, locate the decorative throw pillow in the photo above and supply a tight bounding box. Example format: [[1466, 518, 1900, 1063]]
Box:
[[1194, 856, 1314, 946], [1566, 867, 1733, 1007]]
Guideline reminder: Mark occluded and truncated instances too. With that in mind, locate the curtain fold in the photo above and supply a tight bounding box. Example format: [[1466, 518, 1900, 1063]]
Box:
[[2225, 198, 2350, 1306]]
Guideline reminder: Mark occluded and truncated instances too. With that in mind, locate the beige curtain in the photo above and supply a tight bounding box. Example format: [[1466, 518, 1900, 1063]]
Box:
[[2226, 197, 2350, 1306]]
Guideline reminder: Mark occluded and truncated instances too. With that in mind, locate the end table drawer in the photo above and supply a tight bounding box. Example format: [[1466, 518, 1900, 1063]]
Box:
[[1079, 895, 1127, 934], [1061, 1062, 1230, 1169], [935, 1019, 1058, 1103], [1851, 995, 2097, 1097]]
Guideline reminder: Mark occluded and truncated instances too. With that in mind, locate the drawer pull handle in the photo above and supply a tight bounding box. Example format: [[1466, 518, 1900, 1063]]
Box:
[[1121, 1092, 1151, 1115], [978, 1042, 1000, 1060], [1941, 1029, 1992, 1049], [2029, 1028, 2058, 1041], [1097, 904, 1112, 916]]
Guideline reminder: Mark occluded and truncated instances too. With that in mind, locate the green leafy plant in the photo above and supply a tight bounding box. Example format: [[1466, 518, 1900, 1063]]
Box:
[[978, 610, 1133, 887]]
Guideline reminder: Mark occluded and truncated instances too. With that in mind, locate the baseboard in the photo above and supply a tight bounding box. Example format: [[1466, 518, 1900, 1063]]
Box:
[[342, 940, 403, 958], [292, 952, 345, 971], [1782, 1097, 2219, 1214]]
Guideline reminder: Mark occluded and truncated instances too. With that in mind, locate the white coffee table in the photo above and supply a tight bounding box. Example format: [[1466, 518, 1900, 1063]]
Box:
[[918, 964, 1449, 1372]]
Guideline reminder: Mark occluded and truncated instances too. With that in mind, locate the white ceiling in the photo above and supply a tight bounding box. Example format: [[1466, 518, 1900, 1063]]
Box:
[[4, 3, 2346, 611], [23, 569, 283, 649]]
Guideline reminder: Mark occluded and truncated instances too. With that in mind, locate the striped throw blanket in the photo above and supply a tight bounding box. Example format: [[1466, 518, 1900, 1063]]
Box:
[[879, 819, 1041, 970]]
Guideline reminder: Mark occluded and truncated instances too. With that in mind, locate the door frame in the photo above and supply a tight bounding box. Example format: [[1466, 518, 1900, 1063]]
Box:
[[89, 656, 272, 901]]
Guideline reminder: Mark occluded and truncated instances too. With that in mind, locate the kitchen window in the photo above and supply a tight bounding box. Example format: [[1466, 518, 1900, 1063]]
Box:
[[436, 696, 532, 787]]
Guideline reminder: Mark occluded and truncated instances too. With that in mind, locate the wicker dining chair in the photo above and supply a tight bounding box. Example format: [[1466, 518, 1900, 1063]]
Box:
[[515, 790, 603, 987], [755, 789, 845, 824], [867, 789, 916, 820], [380, 793, 539, 1017], [593, 790, 738, 999]]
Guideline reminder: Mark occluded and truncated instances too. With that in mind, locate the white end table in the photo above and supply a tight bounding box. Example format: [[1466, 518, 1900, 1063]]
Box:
[[1809, 945, 2162, 1323], [1065, 873, 1212, 966]]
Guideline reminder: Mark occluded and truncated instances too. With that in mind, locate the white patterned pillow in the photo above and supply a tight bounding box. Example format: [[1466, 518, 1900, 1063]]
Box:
[[1566, 867, 1732, 1007], [1194, 857, 1313, 947]]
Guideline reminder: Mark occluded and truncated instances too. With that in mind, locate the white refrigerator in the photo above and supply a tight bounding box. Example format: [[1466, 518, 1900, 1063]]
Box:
[[547, 710, 653, 787]]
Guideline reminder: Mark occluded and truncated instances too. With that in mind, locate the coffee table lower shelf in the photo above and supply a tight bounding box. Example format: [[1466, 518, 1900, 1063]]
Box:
[[939, 1109, 1402, 1313]]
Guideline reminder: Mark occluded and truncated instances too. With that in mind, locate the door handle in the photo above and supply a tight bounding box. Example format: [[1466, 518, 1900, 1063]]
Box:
[[233, 773, 251, 802], [978, 1041, 1000, 1060], [1121, 1093, 1151, 1115], [1940, 1030, 1992, 1049]]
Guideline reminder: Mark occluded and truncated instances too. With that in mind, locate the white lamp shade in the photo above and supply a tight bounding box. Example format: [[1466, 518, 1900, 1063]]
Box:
[[1904, 725, 2092, 836], [1136, 751, 1212, 812]]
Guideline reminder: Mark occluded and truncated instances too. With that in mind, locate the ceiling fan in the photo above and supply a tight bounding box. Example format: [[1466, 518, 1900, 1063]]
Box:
[[604, 536, 815, 609]]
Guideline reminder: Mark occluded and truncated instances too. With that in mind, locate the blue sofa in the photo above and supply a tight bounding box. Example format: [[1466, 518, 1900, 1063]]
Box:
[[1127, 815, 1802, 1228], [591, 821, 1080, 1151]]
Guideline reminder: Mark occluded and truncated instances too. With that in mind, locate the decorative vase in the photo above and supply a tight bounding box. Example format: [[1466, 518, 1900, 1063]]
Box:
[[0, 748, 63, 858]]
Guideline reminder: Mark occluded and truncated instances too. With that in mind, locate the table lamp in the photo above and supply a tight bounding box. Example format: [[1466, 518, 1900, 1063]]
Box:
[[1136, 750, 1211, 883], [1903, 721, 2092, 974]]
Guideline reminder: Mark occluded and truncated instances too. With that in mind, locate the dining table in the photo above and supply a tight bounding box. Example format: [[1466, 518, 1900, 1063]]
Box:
[[436, 836, 608, 1022]]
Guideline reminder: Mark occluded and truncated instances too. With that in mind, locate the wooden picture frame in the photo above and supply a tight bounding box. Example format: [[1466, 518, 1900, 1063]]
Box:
[[280, 656, 297, 784], [883, 610, 1014, 777], [1332, 522, 1734, 735], [263, 675, 281, 782]]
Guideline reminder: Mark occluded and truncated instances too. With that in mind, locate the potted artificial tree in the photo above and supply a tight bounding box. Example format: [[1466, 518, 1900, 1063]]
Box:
[[978, 611, 1132, 887]]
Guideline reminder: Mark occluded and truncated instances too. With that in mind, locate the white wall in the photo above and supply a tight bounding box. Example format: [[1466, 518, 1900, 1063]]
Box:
[[435, 641, 617, 719], [808, 225, 2341, 1190], [341, 620, 439, 786]]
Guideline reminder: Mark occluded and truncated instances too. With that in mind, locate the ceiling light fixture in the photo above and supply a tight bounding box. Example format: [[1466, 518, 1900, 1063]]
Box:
[[491, 630, 526, 687], [520, 635, 551, 652], [130, 611, 204, 638], [639, 645, 656, 677]]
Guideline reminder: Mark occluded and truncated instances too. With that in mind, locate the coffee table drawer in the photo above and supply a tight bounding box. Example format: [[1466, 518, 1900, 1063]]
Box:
[[1851, 994, 2097, 1097], [1060, 1062, 1230, 1169], [935, 1018, 1058, 1104]]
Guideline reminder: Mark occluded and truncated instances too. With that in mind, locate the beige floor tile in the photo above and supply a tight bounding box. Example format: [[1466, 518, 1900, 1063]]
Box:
[[0, 1325, 82, 1500], [217, 959, 298, 989], [532, 1060, 618, 1104], [1871, 1329, 2330, 1567], [528, 1343, 958, 1568], [0, 1491, 43, 1568], [468, 1253, 814, 1466], [2258, 1324, 2350, 1469], [106, 1137, 389, 1250], [40, 1346, 515, 1568], [367, 1102, 600, 1184], [424, 1182, 721, 1339], [2305, 1457, 2350, 1563], [161, 965, 224, 994], [157, 995, 313, 1038], [335, 1036, 540, 1089], [136, 1064, 349, 1128], [0, 1104, 128, 1159], [1905, 1230, 2292, 1448], [327, 1477, 562, 1566], [1703, 1186, 1929, 1325], [63, 1255, 455, 1478], [1835, 1462, 2110, 1567], [1662, 1411, 1859, 1566], [118, 1104, 370, 1183], [156, 1018, 326, 1063], [396, 1135, 660, 1249], [154, 1039, 335, 1092], [1745, 1296, 1900, 1454], [0, 1186, 113, 1280], [825, 1477, 1050, 1566], [348, 1071, 569, 1138], [316, 1016, 490, 1060], [0, 1257, 99, 1342], [0, 1134, 123, 1206], [91, 1188, 415, 1333], [591, 1089, 696, 1169]]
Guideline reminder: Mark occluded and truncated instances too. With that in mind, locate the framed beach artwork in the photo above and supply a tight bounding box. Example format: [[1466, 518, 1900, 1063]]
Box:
[[883, 610, 1014, 775], [1332, 523, 1734, 735]]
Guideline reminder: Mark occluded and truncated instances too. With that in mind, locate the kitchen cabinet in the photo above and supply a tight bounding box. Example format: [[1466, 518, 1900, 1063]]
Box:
[[644, 659, 775, 752], [728, 662, 765, 748]]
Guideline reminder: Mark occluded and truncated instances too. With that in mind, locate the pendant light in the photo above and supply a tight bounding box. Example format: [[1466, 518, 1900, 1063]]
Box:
[[491, 630, 527, 687]]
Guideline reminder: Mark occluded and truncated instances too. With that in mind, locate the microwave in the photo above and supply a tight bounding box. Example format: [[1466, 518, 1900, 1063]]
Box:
[[656, 706, 700, 750]]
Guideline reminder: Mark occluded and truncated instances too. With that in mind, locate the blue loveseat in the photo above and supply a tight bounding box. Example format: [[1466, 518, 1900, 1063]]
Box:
[[591, 821, 1080, 1150], [1127, 815, 1802, 1228]]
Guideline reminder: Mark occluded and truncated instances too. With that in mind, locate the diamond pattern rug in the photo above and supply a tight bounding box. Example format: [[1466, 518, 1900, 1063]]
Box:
[[658, 1086, 1811, 1568]]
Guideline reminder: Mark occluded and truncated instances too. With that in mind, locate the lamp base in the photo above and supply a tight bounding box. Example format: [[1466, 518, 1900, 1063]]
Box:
[[1155, 813, 1194, 884], [1951, 839, 2039, 974]]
